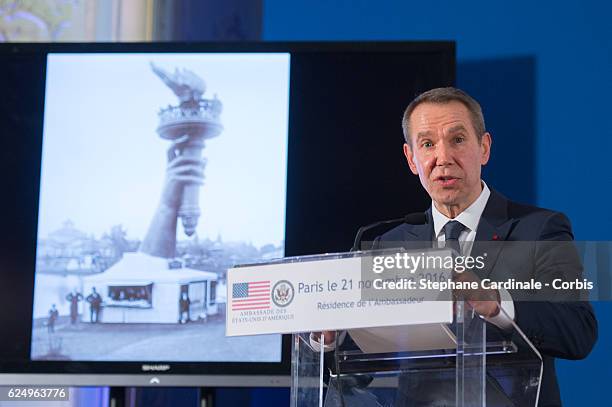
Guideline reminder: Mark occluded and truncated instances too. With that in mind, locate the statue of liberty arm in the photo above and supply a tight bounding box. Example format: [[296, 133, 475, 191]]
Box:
[[139, 139, 206, 258]]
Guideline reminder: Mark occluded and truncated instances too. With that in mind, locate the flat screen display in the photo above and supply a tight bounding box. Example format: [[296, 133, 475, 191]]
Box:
[[0, 42, 454, 385]]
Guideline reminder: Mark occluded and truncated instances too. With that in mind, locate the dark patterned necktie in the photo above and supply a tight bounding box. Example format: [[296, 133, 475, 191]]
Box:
[[443, 220, 465, 256]]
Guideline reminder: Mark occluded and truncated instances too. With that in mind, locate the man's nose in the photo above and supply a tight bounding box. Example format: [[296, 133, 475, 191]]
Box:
[[435, 142, 454, 166]]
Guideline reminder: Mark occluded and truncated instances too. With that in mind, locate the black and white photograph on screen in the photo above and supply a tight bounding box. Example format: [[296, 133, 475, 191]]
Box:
[[31, 53, 290, 362]]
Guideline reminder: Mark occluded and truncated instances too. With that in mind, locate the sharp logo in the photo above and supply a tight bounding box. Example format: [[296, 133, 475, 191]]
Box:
[[141, 364, 171, 372]]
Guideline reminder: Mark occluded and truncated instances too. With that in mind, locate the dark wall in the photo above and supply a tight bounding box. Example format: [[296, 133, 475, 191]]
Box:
[[153, 0, 263, 41]]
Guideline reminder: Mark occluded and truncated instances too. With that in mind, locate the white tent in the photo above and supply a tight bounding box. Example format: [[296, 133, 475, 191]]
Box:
[[83, 252, 218, 323]]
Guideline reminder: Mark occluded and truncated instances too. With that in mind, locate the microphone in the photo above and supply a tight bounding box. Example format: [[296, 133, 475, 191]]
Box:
[[351, 212, 428, 252]]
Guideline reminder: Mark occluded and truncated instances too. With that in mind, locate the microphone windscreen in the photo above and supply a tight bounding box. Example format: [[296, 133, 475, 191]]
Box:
[[403, 212, 427, 225]]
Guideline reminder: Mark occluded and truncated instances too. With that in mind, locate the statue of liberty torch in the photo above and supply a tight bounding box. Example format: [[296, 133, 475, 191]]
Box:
[[140, 63, 223, 258]]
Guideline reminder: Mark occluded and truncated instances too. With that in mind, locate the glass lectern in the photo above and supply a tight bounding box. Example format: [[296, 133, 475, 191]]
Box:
[[291, 299, 542, 407]]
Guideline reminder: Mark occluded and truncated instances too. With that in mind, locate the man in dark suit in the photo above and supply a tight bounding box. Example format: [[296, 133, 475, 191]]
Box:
[[317, 87, 597, 406], [376, 189, 596, 406], [384, 87, 597, 406]]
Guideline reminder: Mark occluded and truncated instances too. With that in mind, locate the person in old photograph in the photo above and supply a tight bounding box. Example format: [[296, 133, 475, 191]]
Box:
[[86, 287, 102, 323], [65, 289, 83, 324], [179, 291, 191, 324], [47, 304, 59, 333]]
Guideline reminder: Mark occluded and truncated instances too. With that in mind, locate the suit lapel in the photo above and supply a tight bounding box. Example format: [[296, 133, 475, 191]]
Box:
[[472, 190, 515, 279], [400, 193, 515, 279], [403, 208, 434, 246]]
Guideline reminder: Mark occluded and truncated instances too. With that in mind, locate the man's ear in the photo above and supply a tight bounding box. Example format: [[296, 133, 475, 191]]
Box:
[[403, 143, 419, 175], [480, 132, 492, 165]]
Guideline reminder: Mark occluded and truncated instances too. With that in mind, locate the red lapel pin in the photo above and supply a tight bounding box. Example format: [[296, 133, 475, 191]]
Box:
[[492, 234, 500, 241]]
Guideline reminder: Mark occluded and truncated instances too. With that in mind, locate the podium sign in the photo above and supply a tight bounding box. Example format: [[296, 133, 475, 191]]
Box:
[[226, 252, 453, 336]]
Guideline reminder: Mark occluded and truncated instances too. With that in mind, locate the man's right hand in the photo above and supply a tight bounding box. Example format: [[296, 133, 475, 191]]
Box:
[[311, 331, 337, 345]]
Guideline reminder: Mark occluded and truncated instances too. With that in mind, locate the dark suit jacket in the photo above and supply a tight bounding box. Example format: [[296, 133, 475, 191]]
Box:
[[372, 189, 598, 407]]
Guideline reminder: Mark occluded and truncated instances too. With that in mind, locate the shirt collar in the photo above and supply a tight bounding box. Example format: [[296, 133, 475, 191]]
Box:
[[432, 181, 491, 238]]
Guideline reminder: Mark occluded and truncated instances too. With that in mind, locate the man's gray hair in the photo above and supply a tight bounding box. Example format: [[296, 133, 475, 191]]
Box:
[[402, 87, 486, 145]]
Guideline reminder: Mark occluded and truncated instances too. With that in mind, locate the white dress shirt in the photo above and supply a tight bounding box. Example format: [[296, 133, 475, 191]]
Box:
[[431, 181, 514, 330]]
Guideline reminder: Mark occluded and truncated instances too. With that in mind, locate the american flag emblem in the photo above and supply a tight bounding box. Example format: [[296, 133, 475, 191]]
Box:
[[232, 281, 271, 311]]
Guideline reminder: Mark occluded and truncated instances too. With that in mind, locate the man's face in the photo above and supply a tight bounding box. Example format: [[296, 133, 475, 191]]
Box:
[[404, 101, 491, 213]]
